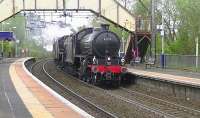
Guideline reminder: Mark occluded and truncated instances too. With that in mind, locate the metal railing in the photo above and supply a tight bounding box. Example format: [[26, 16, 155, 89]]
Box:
[[155, 54, 200, 72]]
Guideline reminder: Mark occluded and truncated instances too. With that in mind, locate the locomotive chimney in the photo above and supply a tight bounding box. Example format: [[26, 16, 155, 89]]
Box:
[[101, 24, 110, 30]]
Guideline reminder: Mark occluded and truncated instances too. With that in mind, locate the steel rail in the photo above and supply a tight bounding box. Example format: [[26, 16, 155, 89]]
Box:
[[49, 60, 176, 118], [36, 59, 181, 118], [42, 59, 118, 118], [120, 87, 200, 117], [105, 90, 175, 118]]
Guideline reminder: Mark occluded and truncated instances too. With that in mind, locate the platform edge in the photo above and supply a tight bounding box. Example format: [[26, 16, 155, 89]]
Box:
[[22, 58, 94, 118]]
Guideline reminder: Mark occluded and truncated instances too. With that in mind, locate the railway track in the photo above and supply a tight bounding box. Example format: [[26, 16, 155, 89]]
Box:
[[57, 61, 200, 118], [30, 59, 200, 118], [117, 87, 200, 118], [50, 61, 175, 117], [58, 67, 175, 118], [31, 59, 117, 118]]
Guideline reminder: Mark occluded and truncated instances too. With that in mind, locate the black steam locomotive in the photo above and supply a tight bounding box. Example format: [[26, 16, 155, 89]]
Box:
[[53, 24, 127, 86]]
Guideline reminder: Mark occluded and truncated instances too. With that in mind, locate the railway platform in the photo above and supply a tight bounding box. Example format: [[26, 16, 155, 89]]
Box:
[[0, 58, 93, 118], [128, 65, 200, 88], [0, 58, 32, 118], [127, 65, 200, 102]]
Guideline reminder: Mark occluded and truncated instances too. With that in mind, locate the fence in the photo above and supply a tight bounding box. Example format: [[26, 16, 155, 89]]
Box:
[[155, 54, 200, 72]]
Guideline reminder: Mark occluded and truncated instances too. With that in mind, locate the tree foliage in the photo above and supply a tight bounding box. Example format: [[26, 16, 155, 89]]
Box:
[[133, 0, 151, 17], [0, 13, 50, 58], [176, 0, 200, 37], [132, 0, 200, 55]]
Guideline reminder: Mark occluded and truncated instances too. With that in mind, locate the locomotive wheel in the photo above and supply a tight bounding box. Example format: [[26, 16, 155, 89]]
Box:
[[91, 73, 99, 85], [113, 77, 121, 88], [91, 73, 95, 85], [78, 73, 83, 80], [79, 72, 88, 82], [87, 77, 92, 83], [85, 69, 91, 83], [86, 73, 92, 83], [113, 80, 120, 88], [83, 75, 88, 82]]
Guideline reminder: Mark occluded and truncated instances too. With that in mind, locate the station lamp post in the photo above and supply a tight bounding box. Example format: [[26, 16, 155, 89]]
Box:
[[195, 37, 199, 71], [160, 0, 165, 69]]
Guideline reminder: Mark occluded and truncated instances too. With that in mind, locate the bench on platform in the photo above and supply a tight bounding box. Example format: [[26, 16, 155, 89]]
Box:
[[145, 58, 155, 69]]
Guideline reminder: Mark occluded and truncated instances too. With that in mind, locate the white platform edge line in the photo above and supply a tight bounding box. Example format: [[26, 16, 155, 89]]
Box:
[[22, 58, 94, 118]]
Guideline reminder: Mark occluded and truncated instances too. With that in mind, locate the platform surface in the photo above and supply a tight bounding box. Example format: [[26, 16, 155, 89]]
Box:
[[0, 58, 89, 118], [0, 59, 32, 118], [128, 65, 200, 88]]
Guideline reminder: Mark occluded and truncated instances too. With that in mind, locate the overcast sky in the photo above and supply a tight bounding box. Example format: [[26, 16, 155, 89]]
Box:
[[35, 11, 94, 51]]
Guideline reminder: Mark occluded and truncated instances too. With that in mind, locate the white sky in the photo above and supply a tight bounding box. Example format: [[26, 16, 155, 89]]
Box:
[[39, 12, 94, 51]]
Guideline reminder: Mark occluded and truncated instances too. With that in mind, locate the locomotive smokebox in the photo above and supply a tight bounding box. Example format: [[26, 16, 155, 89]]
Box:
[[80, 25, 120, 58], [92, 31, 120, 57]]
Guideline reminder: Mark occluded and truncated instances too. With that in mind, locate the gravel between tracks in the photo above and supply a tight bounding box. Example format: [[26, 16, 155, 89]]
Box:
[[112, 87, 200, 118], [123, 81, 200, 111]]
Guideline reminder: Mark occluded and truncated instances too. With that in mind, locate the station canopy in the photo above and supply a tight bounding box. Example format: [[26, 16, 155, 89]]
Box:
[[0, 32, 16, 41]]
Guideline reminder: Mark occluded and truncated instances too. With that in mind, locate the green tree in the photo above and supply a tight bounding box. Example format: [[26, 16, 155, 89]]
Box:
[[174, 0, 200, 54], [133, 0, 151, 17], [0, 13, 51, 58]]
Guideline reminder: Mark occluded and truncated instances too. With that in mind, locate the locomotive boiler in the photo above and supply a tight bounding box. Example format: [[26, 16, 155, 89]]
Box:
[[53, 24, 127, 86], [79, 24, 120, 57]]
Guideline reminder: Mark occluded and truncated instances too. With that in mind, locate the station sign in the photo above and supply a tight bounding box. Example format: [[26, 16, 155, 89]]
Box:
[[0, 32, 15, 41]]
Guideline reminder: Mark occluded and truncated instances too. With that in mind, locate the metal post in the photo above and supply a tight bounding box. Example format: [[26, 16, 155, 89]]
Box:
[[77, 0, 80, 10], [161, 32, 164, 54], [34, 0, 37, 13], [124, 0, 127, 9], [56, 0, 58, 11], [196, 37, 199, 70], [99, 0, 101, 16], [12, 0, 15, 14], [151, 0, 156, 58], [63, 0, 66, 16], [1, 40, 3, 57], [161, 0, 164, 55], [23, 0, 26, 16], [1, 23, 3, 58], [161, 0, 165, 68], [15, 40, 17, 57], [1, 23, 2, 31], [122, 30, 125, 53]]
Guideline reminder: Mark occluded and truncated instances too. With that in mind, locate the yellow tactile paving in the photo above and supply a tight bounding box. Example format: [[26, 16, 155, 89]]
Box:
[[9, 58, 84, 118], [128, 68, 200, 87], [9, 62, 54, 118]]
